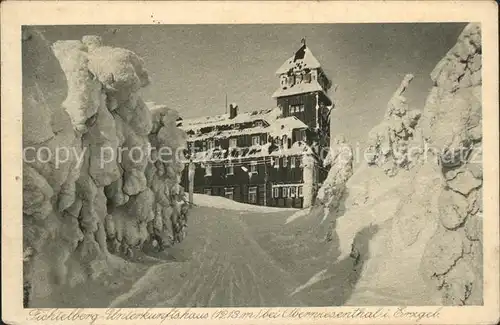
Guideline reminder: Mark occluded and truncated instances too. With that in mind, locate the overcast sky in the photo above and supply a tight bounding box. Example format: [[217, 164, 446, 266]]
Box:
[[39, 23, 466, 147]]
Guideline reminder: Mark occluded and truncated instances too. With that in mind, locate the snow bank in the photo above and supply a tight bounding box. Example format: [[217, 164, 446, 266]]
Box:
[[193, 193, 298, 213], [306, 23, 483, 306], [315, 135, 353, 222], [22, 28, 189, 307], [285, 207, 311, 224], [364, 73, 423, 177], [418, 23, 483, 305]]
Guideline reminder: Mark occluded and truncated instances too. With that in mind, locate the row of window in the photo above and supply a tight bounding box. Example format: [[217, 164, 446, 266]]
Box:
[[198, 132, 307, 153], [204, 136, 262, 151], [273, 156, 301, 168], [204, 185, 303, 202], [280, 72, 315, 88], [272, 185, 303, 198], [204, 186, 259, 204], [204, 157, 302, 176], [290, 104, 305, 113]]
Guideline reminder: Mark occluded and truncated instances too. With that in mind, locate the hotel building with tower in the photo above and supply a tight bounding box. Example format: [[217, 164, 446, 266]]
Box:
[[179, 39, 334, 208]]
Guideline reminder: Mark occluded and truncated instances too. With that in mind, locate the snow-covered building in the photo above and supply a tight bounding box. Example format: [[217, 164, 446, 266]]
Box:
[[180, 39, 334, 208]]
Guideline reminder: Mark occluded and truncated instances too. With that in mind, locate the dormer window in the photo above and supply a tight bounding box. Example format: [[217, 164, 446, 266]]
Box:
[[282, 135, 287, 146], [304, 73, 311, 83], [252, 136, 260, 146], [280, 75, 287, 87]]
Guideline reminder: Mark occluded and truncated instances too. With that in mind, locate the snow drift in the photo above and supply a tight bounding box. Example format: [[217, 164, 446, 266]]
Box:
[[308, 23, 483, 305], [22, 28, 189, 307]]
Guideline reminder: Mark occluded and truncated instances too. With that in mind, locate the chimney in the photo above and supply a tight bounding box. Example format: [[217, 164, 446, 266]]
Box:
[[229, 103, 238, 119]]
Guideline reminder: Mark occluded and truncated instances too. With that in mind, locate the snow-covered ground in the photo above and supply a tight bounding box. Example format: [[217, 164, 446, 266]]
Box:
[[285, 208, 311, 224], [192, 193, 298, 214]]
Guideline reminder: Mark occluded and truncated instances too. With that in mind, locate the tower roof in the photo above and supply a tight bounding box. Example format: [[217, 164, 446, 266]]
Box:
[[275, 44, 322, 75]]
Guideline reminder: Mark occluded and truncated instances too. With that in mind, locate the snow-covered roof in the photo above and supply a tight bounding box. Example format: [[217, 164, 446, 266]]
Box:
[[267, 116, 308, 138], [190, 143, 274, 163], [269, 141, 313, 157], [272, 79, 325, 98], [276, 46, 322, 75], [179, 107, 281, 132], [184, 112, 308, 142], [189, 141, 315, 163], [188, 125, 268, 142]]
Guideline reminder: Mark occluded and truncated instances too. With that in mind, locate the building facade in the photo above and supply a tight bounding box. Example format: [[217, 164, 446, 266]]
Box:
[[179, 39, 334, 208]]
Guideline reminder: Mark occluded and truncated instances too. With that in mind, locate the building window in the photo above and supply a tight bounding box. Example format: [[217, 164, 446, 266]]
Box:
[[207, 140, 215, 150], [273, 187, 280, 198], [291, 157, 296, 168], [290, 186, 297, 198], [304, 73, 311, 83], [274, 157, 279, 168], [281, 135, 287, 146], [283, 157, 288, 167], [282, 187, 289, 198], [205, 164, 212, 176], [280, 75, 287, 87], [298, 186, 303, 197], [229, 138, 237, 148], [224, 187, 234, 200], [248, 186, 257, 204], [204, 188, 212, 196], [290, 104, 303, 113], [252, 136, 260, 146], [250, 162, 258, 174], [226, 164, 234, 175]]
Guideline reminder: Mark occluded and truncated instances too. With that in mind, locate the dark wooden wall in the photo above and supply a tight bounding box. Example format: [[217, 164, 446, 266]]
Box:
[[181, 155, 307, 207], [277, 92, 331, 130]]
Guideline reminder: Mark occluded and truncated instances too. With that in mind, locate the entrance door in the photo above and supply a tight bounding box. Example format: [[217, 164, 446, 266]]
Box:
[[224, 187, 234, 201], [248, 186, 258, 204]]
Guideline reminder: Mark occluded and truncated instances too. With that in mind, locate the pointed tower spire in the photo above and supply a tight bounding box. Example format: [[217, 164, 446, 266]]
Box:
[[301, 37, 306, 47]]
